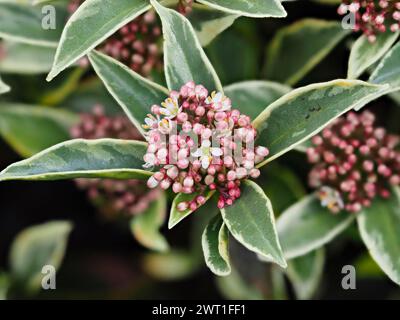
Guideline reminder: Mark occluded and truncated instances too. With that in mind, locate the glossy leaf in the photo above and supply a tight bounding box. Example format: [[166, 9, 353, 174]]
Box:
[[131, 193, 169, 252], [265, 19, 349, 85], [0, 2, 66, 47], [0, 139, 152, 181], [221, 180, 287, 268], [202, 214, 231, 276], [10, 221, 73, 291], [347, 30, 399, 79], [88, 50, 169, 136], [224, 80, 290, 120], [47, 0, 150, 81], [0, 41, 56, 74], [0, 103, 78, 158], [277, 194, 355, 259], [169, 190, 215, 229], [357, 188, 400, 285], [369, 42, 400, 90], [151, 0, 223, 92], [197, 0, 287, 18], [286, 249, 325, 299], [253, 80, 389, 166], [189, 4, 238, 47]]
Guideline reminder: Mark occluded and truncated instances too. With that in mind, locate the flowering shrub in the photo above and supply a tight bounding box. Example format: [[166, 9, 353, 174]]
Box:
[[307, 111, 400, 213], [338, 0, 400, 42], [143, 81, 268, 211], [1, 0, 400, 300]]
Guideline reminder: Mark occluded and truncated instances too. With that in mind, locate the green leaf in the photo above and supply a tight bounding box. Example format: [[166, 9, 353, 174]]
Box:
[[265, 19, 349, 85], [277, 194, 355, 259], [0, 139, 152, 181], [347, 31, 399, 79], [253, 80, 389, 166], [224, 80, 290, 120], [0, 41, 56, 74], [151, 0, 223, 92], [357, 187, 400, 285], [131, 193, 169, 252], [221, 180, 287, 268], [169, 190, 215, 229], [10, 221, 73, 291], [0, 271, 10, 300], [88, 50, 168, 135], [0, 2, 66, 47], [47, 0, 150, 81], [142, 250, 198, 280], [0, 103, 78, 158], [197, 0, 287, 18], [202, 214, 231, 276], [286, 249, 325, 300], [0, 75, 10, 94], [189, 4, 238, 47], [206, 26, 260, 85], [216, 266, 263, 300], [369, 42, 400, 90]]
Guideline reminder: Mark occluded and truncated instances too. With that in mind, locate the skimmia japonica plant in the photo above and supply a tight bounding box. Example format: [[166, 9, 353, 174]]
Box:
[[0, 0, 400, 299]]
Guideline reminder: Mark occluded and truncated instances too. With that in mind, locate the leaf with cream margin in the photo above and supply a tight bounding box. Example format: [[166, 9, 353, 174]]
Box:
[[197, 0, 287, 18], [0, 103, 78, 158], [10, 221, 73, 291], [221, 180, 287, 268], [0, 41, 56, 74], [357, 187, 400, 285], [202, 214, 231, 276], [0, 139, 152, 181], [252, 79, 389, 167], [277, 194, 355, 259], [46, 0, 150, 81], [131, 193, 169, 252], [169, 190, 215, 229], [265, 19, 350, 86], [347, 30, 399, 79], [151, 0, 223, 92], [88, 50, 169, 136], [189, 4, 239, 47], [0, 2, 66, 47], [369, 42, 400, 90], [286, 249, 325, 299], [224, 80, 291, 120]]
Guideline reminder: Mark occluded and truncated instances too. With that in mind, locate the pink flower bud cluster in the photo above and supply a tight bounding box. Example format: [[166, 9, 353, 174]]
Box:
[[338, 0, 400, 42], [70, 105, 161, 218], [68, 0, 193, 76], [307, 111, 400, 213], [142, 81, 269, 211]]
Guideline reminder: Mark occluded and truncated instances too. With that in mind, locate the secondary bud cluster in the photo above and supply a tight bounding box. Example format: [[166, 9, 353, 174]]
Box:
[[71, 105, 161, 218], [307, 111, 400, 213], [142, 81, 269, 211], [338, 0, 400, 42], [68, 0, 193, 76]]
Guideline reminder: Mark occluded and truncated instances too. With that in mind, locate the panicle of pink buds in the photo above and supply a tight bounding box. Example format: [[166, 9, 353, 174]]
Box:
[[338, 0, 400, 42], [70, 105, 161, 218], [307, 110, 400, 213], [142, 81, 269, 211], [68, 0, 193, 76]]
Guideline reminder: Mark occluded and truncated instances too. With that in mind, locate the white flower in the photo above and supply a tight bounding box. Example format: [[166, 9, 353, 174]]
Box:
[[158, 117, 174, 134], [318, 186, 344, 213], [206, 91, 231, 112], [160, 96, 181, 119], [142, 114, 159, 130], [192, 139, 223, 169]]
